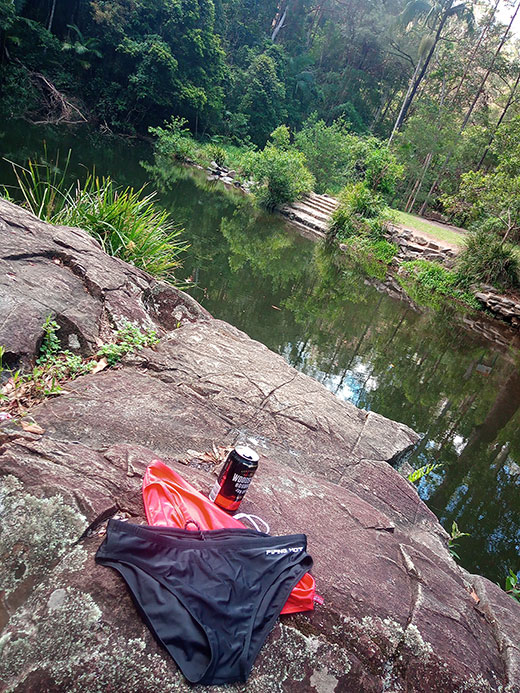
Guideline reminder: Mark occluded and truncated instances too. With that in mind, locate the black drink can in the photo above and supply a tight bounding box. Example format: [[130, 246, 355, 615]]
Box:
[[209, 446, 259, 512]]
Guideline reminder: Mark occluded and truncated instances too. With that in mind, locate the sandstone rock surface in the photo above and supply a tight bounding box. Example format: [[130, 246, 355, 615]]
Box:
[[1, 199, 519, 692]]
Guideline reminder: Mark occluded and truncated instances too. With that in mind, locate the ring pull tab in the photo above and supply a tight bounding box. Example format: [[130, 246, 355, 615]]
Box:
[[184, 519, 205, 540]]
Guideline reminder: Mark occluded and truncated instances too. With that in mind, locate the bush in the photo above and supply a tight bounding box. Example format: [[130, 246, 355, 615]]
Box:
[[456, 229, 520, 291], [149, 116, 197, 162], [57, 178, 187, 280], [269, 125, 291, 150], [243, 143, 315, 210], [362, 141, 404, 196], [294, 115, 403, 196], [207, 144, 227, 167], [294, 114, 352, 194], [398, 260, 480, 311], [0, 64, 40, 120], [329, 182, 388, 241]]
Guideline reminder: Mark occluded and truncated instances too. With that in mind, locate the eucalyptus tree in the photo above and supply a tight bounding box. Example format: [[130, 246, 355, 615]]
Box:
[[388, 0, 475, 144], [419, 0, 520, 214], [399, 0, 501, 212]]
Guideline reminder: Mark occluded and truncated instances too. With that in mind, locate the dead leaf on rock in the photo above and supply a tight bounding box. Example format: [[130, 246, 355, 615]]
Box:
[[469, 588, 480, 604], [91, 357, 108, 375], [187, 449, 203, 458], [1, 379, 15, 395], [20, 420, 45, 435]]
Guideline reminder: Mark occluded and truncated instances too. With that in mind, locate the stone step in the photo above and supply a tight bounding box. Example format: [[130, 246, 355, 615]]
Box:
[[313, 192, 339, 204], [279, 205, 330, 233], [310, 200, 337, 216], [284, 200, 332, 224], [304, 194, 338, 214]]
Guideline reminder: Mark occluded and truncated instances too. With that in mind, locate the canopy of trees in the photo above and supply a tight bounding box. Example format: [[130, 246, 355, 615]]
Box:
[[1, 0, 520, 224]]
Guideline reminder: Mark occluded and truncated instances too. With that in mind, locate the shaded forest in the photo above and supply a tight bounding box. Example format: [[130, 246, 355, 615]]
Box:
[[1, 0, 520, 219]]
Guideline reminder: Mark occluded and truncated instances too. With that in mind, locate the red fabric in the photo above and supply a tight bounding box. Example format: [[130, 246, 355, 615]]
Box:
[[142, 460, 315, 614]]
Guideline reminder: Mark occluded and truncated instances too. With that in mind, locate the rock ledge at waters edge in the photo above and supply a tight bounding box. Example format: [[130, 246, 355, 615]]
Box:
[[0, 198, 519, 693]]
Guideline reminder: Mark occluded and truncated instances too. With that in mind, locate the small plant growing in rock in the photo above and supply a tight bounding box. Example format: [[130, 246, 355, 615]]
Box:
[[0, 317, 160, 417], [447, 521, 470, 561], [36, 317, 91, 381], [207, 144, 227, 168], [505, 569, 520, 602], [38, 316, 61, 361], [97, 320, 159, 366], [1, 318, 93, 413]]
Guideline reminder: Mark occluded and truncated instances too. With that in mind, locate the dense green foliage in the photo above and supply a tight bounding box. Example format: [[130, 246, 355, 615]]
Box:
[[397, 260, 481, 311], [443, 116, 520, 242], [330, 183, 388, 241], [149, 117, 198, 162], [242, 130, 315, 210], [456, 230, 520, 291], [293, 115, 403, 195], [340, 237, 398, 280], [2, 0, 518, 161], [2, 0, 520, 297], [293, 115, 353, 193]]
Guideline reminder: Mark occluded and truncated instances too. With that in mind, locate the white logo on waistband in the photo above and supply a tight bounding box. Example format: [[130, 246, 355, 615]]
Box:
[[266, 546, 303, 555]]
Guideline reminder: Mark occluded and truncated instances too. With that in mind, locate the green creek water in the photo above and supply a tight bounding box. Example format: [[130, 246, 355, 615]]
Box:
[[1, 123, 519, 586]]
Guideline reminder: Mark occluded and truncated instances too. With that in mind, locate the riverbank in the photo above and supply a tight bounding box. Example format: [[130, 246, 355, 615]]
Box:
[[200, 158, 520, 332], [1, 198, 519, 692]]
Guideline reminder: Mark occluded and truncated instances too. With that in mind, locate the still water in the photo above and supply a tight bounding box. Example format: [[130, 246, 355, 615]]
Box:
[[1, 123, 519, 585]]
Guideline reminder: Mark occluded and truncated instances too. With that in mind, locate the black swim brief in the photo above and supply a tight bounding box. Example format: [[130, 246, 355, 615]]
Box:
[[95, 519, 312, 685]]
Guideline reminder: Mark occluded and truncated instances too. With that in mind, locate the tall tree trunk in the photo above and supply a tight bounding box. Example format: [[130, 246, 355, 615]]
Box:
[[404, 0, 499, 210], [419, 0, 520, 215], [388, 2, 453, 144], [388, 58, 423, 145], [271, 2, 289, 42], [47, 0, 56, 32], [406, 152, 433, 212], [376, 85, 400, 128], [451, 0, 500, 105], [307, 1, 327, 48]]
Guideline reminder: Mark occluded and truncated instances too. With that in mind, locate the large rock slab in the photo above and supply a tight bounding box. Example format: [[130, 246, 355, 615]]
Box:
[[0, 199, 208, 368], [1, 199, 519, 692]]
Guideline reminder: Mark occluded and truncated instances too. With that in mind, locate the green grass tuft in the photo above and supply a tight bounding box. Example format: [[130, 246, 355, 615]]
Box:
[[5, 155, 187, 282]]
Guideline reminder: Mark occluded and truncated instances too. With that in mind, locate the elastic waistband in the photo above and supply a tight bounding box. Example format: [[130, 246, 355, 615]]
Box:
[[105, 519, 307, 552]]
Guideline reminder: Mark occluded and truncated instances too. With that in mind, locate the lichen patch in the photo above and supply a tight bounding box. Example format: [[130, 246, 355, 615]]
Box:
[[0, 475, 88, 596]]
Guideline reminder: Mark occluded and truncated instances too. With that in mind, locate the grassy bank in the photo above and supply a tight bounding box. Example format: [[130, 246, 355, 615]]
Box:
[[3, 156, 187, 283], [392, 210, 466, 247]]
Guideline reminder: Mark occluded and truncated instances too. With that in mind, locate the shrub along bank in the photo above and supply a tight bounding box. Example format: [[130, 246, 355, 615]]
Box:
[[149, 116, 399, 209], [3, 156, 187, 283]]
